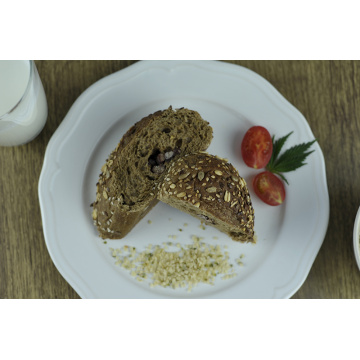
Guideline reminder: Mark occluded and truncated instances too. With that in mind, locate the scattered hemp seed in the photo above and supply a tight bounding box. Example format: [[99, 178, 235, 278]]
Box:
[[235, 254, 245, 266], [236, 259, 244, 266], [110, 235, 240, 291]]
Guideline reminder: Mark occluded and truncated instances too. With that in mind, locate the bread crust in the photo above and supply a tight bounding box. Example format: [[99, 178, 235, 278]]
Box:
[[158, 152, 255, 242], [92, 107, 213, 239]]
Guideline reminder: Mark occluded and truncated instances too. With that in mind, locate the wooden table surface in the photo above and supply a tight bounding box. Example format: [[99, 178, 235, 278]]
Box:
[[1, 60, 359, 299]]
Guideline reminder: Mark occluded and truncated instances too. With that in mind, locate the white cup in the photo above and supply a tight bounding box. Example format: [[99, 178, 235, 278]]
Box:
[[0, 60, 48, 146]]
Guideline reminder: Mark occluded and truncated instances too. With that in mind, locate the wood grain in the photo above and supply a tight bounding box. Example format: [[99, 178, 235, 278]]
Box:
[[1, 60, 359, 298]]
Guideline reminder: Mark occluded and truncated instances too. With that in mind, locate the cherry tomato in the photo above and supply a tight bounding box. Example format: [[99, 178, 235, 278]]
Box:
[[253, 171, 286, 206], [241, 126, 273, 169]]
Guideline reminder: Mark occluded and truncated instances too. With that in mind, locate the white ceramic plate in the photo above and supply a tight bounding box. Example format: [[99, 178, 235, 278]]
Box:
[[38, 60, 329, 298], [353, 206, 360, 271]]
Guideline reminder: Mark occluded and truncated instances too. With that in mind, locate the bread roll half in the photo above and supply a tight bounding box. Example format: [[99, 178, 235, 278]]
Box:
[[157, 152, 255, 242], [92, 107, 213, 239]]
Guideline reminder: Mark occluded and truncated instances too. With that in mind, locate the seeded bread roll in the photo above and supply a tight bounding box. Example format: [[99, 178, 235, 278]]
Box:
[[92, 107, 213, 239], [158, 152, 255, 242]]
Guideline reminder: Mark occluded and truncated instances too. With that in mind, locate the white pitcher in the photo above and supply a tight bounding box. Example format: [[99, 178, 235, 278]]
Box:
[[0, 60, 48, 146]]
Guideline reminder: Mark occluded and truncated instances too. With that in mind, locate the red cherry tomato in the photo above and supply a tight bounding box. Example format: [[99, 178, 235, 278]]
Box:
[[241, 126, 273, 169], [253, 171, 286, 206]]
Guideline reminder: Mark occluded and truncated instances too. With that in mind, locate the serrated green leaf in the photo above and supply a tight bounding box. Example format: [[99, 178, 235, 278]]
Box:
[[273, 141, 316, 172], [267, 131, 293, 170], [271, 170, 289, 185], [266, 133, 317, 185]]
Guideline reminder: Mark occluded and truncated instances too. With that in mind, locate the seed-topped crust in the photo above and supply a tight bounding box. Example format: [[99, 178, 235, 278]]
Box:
[[158, 152, 255, 242], [93, 107, 213, 239]]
